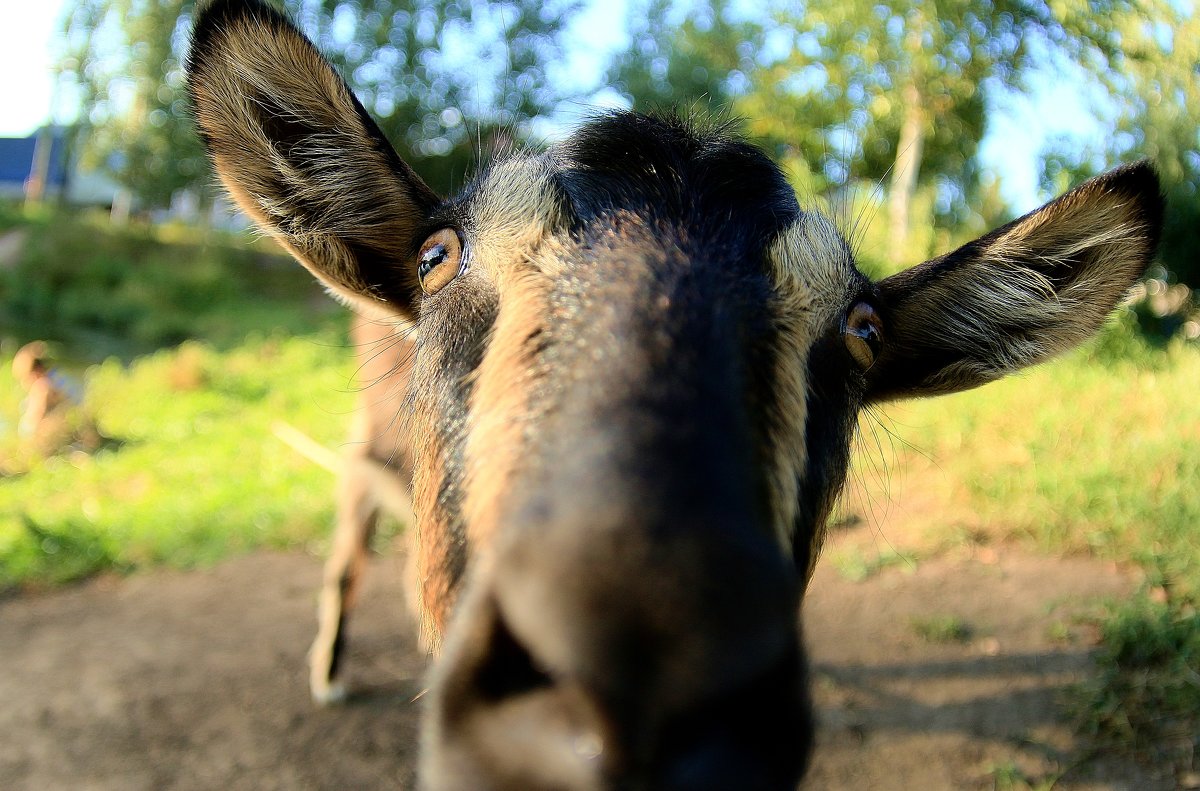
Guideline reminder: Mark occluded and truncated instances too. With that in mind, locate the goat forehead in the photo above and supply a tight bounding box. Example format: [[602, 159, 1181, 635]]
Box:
[[551, 114, 799, 247], [458, 116, 860, 317], [456, 114, 799, 263]]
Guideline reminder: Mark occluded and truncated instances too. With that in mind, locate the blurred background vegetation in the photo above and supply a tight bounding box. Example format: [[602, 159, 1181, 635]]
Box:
[[1, 0, 1197, 775]]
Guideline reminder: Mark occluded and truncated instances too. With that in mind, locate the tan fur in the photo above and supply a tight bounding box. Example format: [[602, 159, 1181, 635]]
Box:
[[301, 316, 420, 699], [767, 213, 858, 561], [404, 158, 567, 650], [462, 270, 552, 548], [887, 182, 1155, 396], [409, 401, 456, 651], [460, 159, 565, 549]]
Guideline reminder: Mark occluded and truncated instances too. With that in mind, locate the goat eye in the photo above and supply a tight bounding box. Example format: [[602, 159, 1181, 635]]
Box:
[[843, 301, 883, 370], [417, 228, 464, 295]]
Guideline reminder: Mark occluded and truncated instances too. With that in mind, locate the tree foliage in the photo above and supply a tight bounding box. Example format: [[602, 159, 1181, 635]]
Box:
[[605, 2, 983, 251], [609, 0, 760, 112], [741, 0, 1132, 251], [58, 0, 204, 208], [56, 0, 579, 208], [1041, 0, 1199, 285], [612, 0, 1180, 261], [55, 0, 1200, 280]]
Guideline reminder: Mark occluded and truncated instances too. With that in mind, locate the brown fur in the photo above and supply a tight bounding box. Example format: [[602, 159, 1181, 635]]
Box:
[[867, 165, 1160, 401], [188, 2, 1163, 787], [188, 6, 436, 319], [766, 212, 861, 555], [307, 314, 418, 701]]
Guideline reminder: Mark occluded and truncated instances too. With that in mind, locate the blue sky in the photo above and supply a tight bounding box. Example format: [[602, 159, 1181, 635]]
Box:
[[0, 0, 1105, 214]]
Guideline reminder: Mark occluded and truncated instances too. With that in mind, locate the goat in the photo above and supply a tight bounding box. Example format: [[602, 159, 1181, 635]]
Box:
[[187, 2, 1162, 788], [300, 314, 420, 703]]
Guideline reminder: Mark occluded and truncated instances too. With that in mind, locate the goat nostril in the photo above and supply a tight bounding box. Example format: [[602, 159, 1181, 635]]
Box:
[[425, 600, 617, 790], [473, 607, 554, 702], [659, 644, 811, 790]]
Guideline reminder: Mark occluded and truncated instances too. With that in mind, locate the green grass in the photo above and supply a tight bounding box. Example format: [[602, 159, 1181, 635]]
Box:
[[0, 202, 364, 587], [910, 614, 974, 644], [0, 203, 338, 361], [846, 323, 1200, 597], [1071, 597, 1200, 770], [0, 333, 363, 588], [986, 761, 1062, 791], [829, 545, 919, 582]]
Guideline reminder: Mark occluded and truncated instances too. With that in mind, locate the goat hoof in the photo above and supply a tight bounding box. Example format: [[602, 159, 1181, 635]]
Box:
[[311, 680, 347, 706]]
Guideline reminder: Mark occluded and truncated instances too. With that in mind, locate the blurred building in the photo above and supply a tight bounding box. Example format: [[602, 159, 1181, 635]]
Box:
[[0, 127, 252, 230], [0, 127, 122, 207]]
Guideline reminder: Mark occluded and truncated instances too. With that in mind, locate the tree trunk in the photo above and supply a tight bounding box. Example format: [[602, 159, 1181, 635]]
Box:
[[25, 127, 54, 206], [888, 79, 925, 257]]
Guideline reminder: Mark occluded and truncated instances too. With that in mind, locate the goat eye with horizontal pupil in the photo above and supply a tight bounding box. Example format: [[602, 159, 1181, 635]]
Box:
[[843, 301, 883, 371], [417, 228, 464, 295]]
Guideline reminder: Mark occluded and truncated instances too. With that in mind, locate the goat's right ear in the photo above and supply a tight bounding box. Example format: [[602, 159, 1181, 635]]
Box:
[[864, 162, 1162, 402], [187, 0, 438, 320]]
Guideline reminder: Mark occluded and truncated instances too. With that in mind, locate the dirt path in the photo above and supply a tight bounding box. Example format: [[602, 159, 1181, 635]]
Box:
[[0, 544, 1172, 790]]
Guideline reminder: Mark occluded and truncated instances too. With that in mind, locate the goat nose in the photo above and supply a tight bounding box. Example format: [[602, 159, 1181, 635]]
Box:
[[420, 528, 811, 791]]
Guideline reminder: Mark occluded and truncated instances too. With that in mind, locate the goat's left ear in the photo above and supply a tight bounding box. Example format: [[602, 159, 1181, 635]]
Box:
[[187, 0, 439, 321], [865, 162, 1163, 402]]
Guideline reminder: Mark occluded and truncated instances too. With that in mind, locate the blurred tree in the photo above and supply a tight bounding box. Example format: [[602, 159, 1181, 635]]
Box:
[[739, 1, 1109, 254], [58, 0, 203, 209], [617, 1, 1142, 259], [1040, 0, 1199, 285], [610, 0, 761, 113], [56, 0, 579, 210]]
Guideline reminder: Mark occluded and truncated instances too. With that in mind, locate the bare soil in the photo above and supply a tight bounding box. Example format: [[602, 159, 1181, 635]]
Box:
[[0, 539, 1175, 790]]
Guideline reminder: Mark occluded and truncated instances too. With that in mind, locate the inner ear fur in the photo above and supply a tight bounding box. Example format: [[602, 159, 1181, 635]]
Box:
[[866, 162, 1163, 402], [187, 0, 439, 319]]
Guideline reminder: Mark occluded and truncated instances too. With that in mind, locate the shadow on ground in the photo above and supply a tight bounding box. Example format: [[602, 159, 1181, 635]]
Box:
[[0, 548, 1173, 790], [803, 552, 1172, 790]]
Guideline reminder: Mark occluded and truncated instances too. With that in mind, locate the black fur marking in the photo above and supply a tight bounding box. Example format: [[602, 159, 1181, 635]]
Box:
[[552, 113, 800, 258], [792, 327, 862, 573], [329, 614, 348, 680]]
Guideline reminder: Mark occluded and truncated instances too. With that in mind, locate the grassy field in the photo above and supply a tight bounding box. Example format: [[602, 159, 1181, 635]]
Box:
[[0, 202, 336, 361], [829, 321, 1200, 770], [842, 327, 1200, 592], [0, 333, 368, 586], [0, 205, 361, 585], [1, 205, 1197, 767]]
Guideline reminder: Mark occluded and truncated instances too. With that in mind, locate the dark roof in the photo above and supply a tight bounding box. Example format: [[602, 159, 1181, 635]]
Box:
[[0, 133, 68, 187]]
